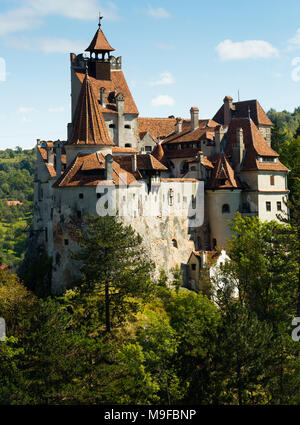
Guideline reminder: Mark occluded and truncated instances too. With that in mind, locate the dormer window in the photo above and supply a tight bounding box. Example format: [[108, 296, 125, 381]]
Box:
[[262, 156, 275, 163]]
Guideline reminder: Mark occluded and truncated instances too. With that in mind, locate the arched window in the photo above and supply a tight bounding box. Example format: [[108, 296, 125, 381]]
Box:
[[172, 239, 178, 248], [222, 204, 230, 214]]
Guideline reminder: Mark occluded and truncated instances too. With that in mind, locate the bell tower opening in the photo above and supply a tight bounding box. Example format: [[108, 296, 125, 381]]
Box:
[[85, 14, 115, 81]]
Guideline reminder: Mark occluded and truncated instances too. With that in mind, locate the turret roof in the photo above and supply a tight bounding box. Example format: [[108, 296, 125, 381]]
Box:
[[68, 73, 114, 146]]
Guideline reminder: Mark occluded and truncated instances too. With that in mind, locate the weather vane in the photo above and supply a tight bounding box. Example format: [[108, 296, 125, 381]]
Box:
[[98, 12, 103, 28]]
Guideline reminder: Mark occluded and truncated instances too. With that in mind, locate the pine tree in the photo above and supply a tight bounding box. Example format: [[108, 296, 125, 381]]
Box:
[[72, 214, 154, 332], [271, 116, 286, 153]]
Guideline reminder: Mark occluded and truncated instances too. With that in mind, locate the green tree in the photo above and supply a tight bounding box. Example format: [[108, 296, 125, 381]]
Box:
[[73, 214, 154, 332], [215, 214, 298, 325]]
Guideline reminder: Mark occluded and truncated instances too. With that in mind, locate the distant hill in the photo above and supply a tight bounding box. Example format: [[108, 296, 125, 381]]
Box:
[[0, 147, 35, 268], [267, 107, 300, 136]]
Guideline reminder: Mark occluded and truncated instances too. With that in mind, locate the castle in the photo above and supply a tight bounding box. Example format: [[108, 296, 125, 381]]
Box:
[[31, 19, 289, 294]]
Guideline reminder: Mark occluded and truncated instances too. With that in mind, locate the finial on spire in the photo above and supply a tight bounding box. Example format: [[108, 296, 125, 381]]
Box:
[[98, 12, 103, 28]]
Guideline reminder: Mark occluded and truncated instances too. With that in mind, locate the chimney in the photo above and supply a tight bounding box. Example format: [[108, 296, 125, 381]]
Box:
[[54, 140, 62, 178], [232, 127, 244, 172], [116, 92, 125, 113], [176, 117, 183, 133], [132, 154, 137, 173], [116, 93, 125, 146], [197, 151, 205, 179], [47, 145, 54, 165], [190, 107, 199, 131], [215, 126, 225, 154], [105, 154, 113, 180], [100, 87, 106, 107], [223, 96, 233, 126]]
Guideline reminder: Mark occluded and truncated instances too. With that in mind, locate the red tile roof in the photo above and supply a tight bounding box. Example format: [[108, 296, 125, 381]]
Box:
[[207, 154, 243, 190], [68, 73, 114, 146], [213, 99, 272, 126], [85, 27, 115, 52], [113, 154, 168, 172], [225, 118, 288, 172], [138, 117, 177, 140], [112, 146, 138, 154], [76, 70, 139, 115], [38, 145, 66, 178], [53, 152, 140, 188], [6, 201, 23, 206], [152, 143, 167, 165]]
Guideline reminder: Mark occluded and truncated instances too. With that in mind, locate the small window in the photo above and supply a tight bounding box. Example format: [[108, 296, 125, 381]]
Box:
[[191, 264, 196, 271], [64, 239, 69, 246], [97, 193, 102, 199], [145, 146, 152, 152], [125, 143, 132, 148], [109, 124, 115, 129], [172, 239, 178, 248], [191, 195, 196, 209], [79, 193, 84, 199], [277, 201, 282, 211], [77, 210, 81, 219], [270, 175, 275, 186], [212, 239, 217, 249], [266, 201, 271, 211], [222, 204, 230, 214], [169, 188, 174, 206], [124, 124, 131, 129], [190, 166, 196, 171]]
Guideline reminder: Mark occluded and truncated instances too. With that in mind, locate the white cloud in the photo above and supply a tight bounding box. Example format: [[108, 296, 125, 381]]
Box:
[[38, 38, 87, 53], [48, 106, 65, 113], [288, 28, 300, 50], [19, 107, 35, 113], [18, 106, 36, 123], [0, 7, 41, 36], [0, 1, 120, 36], [147, 5, 171, 19], [151, 95, 175, 107], [216, 39, 279, 60], [6, 36, 87, 53], [149, 71, 175, 86]]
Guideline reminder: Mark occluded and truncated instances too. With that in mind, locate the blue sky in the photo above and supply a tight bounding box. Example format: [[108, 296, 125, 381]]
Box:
[[0, 0, 300, 149]]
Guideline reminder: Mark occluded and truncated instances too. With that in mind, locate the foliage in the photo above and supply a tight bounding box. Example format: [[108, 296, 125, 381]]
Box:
[[0, 148, 35, 268]]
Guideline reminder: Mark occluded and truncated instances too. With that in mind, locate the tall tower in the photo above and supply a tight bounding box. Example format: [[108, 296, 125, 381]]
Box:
[[85, 14, 115, 81]]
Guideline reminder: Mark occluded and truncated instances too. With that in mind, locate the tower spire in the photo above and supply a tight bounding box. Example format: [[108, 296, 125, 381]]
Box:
[[98, 12, 103, 28]]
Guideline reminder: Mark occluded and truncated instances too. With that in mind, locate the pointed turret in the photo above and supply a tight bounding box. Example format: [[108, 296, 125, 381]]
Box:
[[68, 72, 114, 146], [85, 14, 115, 57], [85, 15, 115, 80]]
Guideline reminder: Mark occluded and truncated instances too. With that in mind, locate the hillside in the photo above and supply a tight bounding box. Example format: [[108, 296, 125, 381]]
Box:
[[0, 148, 35, 268]]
